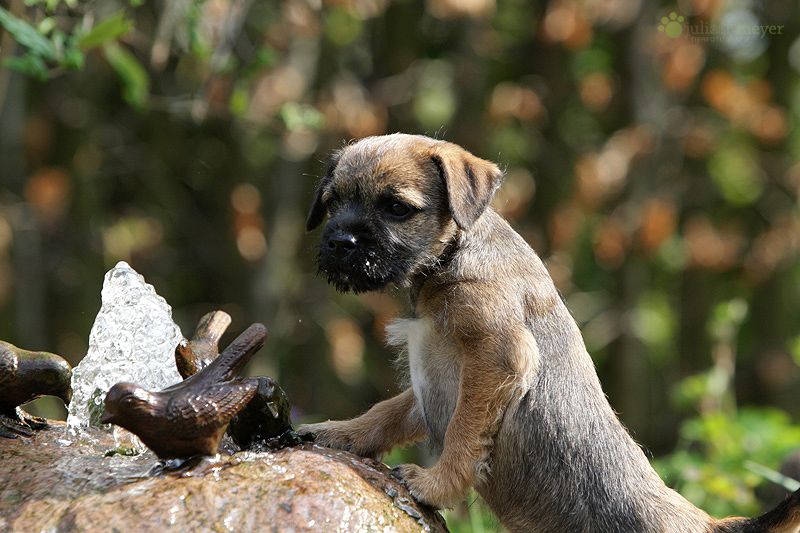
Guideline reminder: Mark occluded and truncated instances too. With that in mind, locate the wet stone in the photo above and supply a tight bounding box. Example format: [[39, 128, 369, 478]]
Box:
[[0, 422, 449, 532]]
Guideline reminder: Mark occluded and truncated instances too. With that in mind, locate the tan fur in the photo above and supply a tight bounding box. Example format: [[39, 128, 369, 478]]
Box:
[[301, 134, 800, 533]]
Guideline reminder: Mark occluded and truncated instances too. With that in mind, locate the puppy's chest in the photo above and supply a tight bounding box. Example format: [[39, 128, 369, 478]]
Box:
[[386, 317, 461, 446]]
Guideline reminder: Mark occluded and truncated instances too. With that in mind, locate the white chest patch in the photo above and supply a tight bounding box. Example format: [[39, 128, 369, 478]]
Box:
[[385, 316, 461, 446], [385, 317, 434, 420]]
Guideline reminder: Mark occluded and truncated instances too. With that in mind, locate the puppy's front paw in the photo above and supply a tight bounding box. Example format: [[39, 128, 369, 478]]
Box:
[[294, 424, 317, 443], [296, 421, 380, 459], [296, 421, 348, 448], [391, 463, 461, 509]]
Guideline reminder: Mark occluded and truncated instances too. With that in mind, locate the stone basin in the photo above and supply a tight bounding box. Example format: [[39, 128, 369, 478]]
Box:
[[0, 422, 448, 532]]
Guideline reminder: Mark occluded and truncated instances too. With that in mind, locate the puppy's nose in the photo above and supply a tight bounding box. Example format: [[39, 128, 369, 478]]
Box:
[[327, 231, 358, 259]]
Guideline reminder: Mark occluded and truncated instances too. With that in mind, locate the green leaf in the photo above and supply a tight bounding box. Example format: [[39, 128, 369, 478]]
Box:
[[36, 16, 56, 35], [0, 6, 57, 61], [59, 31, 84, 70], [229, 85, 249, 117], [103, 42, 150, 109], [324, 8, 362, 47], [61, 46, 85, 70], [788, 333, 800, 367], [3, 53, 50, 81], [571, 46, 613, 80], [279, 102, 325, 132], [78, 11, 132, 50], [241, 46, 278, 81], [709, 136, 763, 206]]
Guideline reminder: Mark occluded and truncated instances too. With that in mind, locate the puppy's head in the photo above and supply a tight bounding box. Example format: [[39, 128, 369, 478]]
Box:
[[306, 134, 502, 293]]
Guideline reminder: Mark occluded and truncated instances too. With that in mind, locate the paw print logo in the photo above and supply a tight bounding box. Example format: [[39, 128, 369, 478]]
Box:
[[658, 12, 685, 38]]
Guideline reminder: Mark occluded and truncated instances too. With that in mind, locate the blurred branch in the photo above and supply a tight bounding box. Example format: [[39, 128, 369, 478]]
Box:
[[149, 0, 190, 70], [744, 461, 800, 492], [209, 0, 255, 72], [0, 0, 23, 114], [194, 0, 255, 121]]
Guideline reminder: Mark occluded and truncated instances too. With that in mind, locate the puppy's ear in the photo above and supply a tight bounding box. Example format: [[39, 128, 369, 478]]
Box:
[[431, 143, 503, 231], [306, 157, 338, 231]]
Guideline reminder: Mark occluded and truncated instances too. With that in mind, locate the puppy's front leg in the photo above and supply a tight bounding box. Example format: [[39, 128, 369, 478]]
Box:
[[395, 331, 534, 508], [298, 387, 425, 460]]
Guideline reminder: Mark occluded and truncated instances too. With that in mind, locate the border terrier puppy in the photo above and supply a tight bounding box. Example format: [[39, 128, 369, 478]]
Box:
[[300, 133, 800, 532]]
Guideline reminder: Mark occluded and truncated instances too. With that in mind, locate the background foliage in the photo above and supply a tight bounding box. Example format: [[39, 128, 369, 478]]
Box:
[[3, 0, 800, 528]]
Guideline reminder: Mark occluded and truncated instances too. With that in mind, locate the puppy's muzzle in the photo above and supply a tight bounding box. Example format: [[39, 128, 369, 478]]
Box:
[[316, 222, 400, 293], [327, 229, 358, 260]]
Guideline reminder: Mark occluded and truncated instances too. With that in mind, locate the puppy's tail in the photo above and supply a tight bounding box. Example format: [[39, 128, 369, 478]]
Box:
[[715, 488, 800, 533]]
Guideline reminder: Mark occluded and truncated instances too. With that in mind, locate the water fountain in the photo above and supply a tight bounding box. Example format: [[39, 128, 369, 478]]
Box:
[[0, 261, 448, 532], [64, 261, 184, 450]]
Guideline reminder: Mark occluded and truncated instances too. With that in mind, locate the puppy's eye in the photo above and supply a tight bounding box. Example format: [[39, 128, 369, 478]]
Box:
[[386, 201, 413, 219], [121, 396, 138, 408]]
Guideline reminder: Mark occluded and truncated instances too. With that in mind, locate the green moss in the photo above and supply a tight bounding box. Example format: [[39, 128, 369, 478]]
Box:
[[3, 491, 22, 503], [103, 446, 140, 457]]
